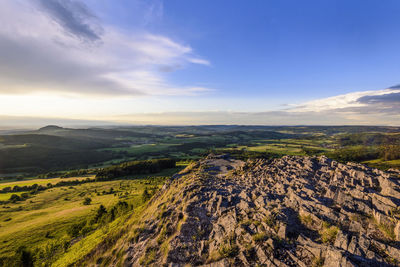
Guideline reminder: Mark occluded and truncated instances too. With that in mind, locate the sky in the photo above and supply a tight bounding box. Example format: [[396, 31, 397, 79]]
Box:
[[0, 0, 400, 128]]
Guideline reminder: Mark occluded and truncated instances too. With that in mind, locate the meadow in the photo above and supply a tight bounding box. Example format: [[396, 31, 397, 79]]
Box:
[[0, 171, 172, 266]]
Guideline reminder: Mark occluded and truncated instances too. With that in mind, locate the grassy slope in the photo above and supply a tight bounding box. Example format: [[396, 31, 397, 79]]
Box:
[[0, 177, 166, 263], [73, 164, 196, 266]]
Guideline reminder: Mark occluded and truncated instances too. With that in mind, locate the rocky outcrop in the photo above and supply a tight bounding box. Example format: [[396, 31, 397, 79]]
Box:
[[124, 155, 400, 266]]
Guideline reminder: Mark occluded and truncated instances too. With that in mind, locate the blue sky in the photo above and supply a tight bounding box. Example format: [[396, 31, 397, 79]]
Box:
[[0, 0, 400, 127]]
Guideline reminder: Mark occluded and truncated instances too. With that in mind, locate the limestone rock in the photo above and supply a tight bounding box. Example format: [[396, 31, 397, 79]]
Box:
[[119, 155, 400, 267]]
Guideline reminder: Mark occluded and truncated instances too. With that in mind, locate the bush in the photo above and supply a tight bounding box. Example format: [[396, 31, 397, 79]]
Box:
[[83, 197, 92, 205], [142, 188, 151, 203], [17, 246, 34, 267], [93, 205, 107, 223], [9, 194, 21, 203], [67, 221, 86, 238]]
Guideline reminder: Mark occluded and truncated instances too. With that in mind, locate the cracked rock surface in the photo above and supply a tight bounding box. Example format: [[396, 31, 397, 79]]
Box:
[[125, 155, 400, 266]]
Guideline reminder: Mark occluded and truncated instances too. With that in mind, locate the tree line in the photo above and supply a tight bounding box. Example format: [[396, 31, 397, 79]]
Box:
[[95, 158, 176, 180]]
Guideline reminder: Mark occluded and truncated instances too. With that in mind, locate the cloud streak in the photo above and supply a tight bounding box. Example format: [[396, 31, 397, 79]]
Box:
[[0, 85, 399, 127], [35, 0, 103, 41], [109, 86, 400, 125], [0, 0, 210, 96]]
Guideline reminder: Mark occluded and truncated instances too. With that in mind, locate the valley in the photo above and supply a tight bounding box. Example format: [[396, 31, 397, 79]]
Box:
[[0, 126, 400, 266]]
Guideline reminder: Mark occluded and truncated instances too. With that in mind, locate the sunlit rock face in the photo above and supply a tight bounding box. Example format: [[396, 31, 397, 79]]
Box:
[[123, 155, 400, 267]]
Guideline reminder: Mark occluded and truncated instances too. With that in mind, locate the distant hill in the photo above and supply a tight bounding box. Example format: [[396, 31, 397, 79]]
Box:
[[0, 134, 114, 174], [38, 125, 64, 131]]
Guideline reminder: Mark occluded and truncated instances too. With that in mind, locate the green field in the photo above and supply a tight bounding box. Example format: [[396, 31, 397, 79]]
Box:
[[223, 138, 333, 155], [0, 176, 91, 190], [362, 159, 400, 169], [104, 143, 178, 154]]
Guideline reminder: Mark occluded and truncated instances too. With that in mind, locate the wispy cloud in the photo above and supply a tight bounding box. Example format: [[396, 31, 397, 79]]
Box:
[[108, 86, 400, 125], [0, 0, 210, 96], [34, 0, 103, 42]]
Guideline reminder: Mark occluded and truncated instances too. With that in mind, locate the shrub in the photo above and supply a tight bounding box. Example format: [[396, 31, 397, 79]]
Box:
[[139, 247, 157, 266], [252, 232, 268, 243], [219, 243, 239, 258], [94, 205, 107, 223], [299, 214, 313, 226], [312, 256, 325, 267], [67, 221, 86, 238], [264, 214, 277, 229], [142, 188, 151, 203], [219, 234, 239, 258], [373, 218, 396, 240], [319, 222, 339, 243], [17, 246, 34, 267], [240, 219, 252, 227], [9, 194, 21, 203], [157, 226, 167, 244], [83, 197, 92, 205]]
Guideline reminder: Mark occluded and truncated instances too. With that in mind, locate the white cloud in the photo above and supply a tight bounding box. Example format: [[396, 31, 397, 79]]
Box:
[[0, 0, 210, 96], [291, 88, 400, 112]]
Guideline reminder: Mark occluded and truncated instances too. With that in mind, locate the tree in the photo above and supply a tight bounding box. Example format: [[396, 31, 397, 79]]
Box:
[[83, 197, 92, 205]]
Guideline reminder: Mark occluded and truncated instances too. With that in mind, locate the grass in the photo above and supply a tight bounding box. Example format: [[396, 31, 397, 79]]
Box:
[[139, 247, 158, 266], [252, 232, 268, 243], [299, 214, 313, 226], [379, 223, 396, 240], [264, 214, 277, 229], [53, 214, 130, 267], [0, 175, 166, 265], [224, 138, 333, 156], [103, 143, 178, 155], [319, 222, 339, 243], [372, 217, 396, 240], [363, 158, 400, 170], [312, 256, 325, 267], [218, 243, 239, 258], [0, 192, 25, 201]]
